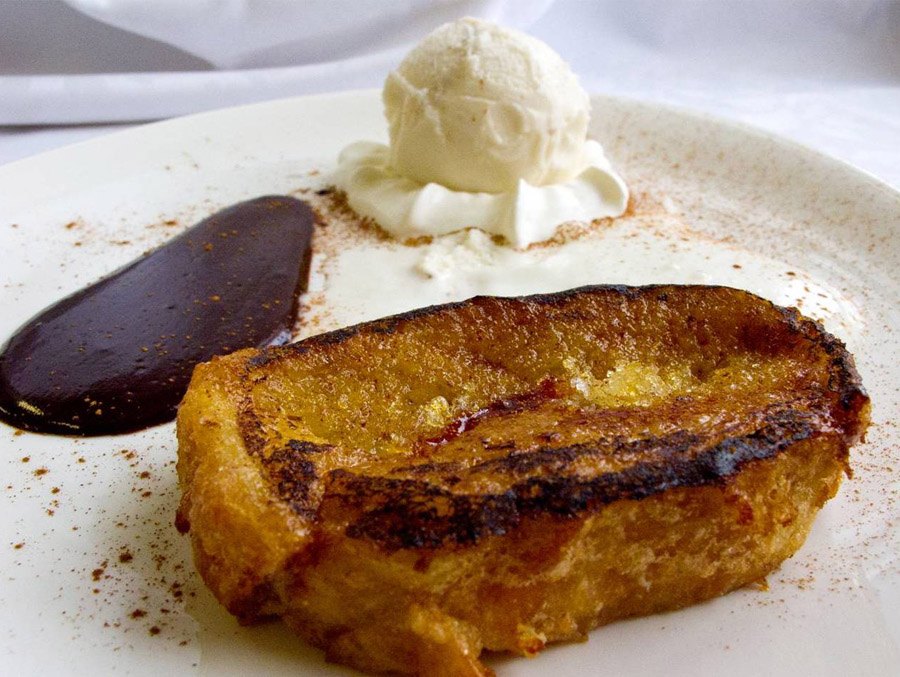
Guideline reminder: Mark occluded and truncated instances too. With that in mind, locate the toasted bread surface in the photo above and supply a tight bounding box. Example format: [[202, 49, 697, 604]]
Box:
[[176, 285, 869, 675]]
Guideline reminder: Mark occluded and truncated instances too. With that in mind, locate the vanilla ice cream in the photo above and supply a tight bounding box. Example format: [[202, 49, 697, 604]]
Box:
[[384, 17, 591, 193], [335, 17, 629, 248]]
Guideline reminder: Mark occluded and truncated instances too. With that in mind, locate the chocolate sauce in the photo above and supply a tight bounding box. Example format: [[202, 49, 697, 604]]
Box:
[[0, 196, 314, 436]]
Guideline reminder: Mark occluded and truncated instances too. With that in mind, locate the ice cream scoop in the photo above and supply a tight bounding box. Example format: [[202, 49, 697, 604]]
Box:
[[335, 17, 628, 248], [383, 17, 591, 194]]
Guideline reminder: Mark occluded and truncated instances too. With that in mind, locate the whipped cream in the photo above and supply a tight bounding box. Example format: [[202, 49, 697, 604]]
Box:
[[335, 139, 628, 248], [334, 18, 629, 248], [298, 204, 862, 345]]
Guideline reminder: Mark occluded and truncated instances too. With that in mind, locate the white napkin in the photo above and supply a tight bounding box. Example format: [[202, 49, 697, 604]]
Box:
[[65, 0, 553, 69], [0, 0, 552, 125]]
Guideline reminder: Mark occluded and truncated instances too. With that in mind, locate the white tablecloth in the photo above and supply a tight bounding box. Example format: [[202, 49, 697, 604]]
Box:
[[1, 0, 898, 187]]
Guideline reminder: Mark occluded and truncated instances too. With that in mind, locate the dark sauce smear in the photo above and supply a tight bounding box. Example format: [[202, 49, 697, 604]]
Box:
[[0, 196, 314, 436]]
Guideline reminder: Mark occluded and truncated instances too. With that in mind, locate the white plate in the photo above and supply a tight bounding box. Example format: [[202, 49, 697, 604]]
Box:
[[1, 91, 898, 676]]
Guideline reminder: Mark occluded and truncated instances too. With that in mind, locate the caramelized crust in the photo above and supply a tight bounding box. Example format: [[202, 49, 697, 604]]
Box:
[[176, 285, 869, 675]]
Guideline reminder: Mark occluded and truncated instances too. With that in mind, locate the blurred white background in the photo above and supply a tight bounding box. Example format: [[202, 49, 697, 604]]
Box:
[[0, 0, 898, 184]]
